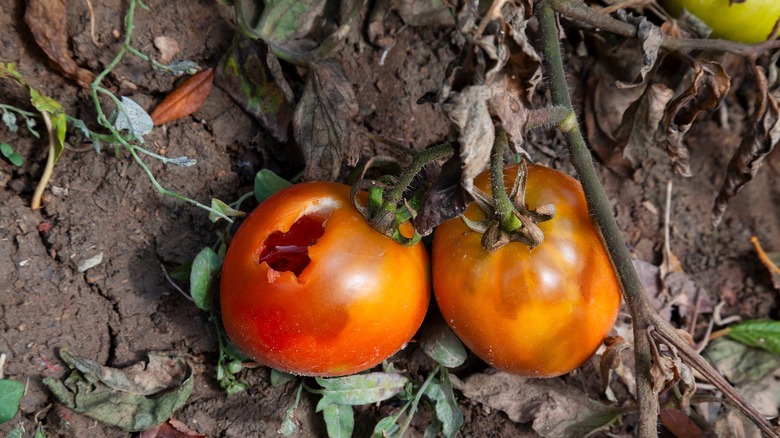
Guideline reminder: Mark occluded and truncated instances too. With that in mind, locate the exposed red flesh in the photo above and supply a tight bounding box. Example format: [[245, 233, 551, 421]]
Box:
[[259, 214, 327, 276]]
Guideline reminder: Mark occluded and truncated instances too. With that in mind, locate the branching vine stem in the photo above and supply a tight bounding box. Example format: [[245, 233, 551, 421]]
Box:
[[381, 143, 453, 212], [87, 0, 230, 222], [538, 2, 779, 437]]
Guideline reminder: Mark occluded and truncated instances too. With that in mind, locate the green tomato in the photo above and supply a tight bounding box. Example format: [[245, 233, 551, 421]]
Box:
[[662, 0, 780, 43]]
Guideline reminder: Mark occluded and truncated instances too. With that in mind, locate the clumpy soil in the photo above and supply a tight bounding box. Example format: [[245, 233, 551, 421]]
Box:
[[1, 0, 778, 437]]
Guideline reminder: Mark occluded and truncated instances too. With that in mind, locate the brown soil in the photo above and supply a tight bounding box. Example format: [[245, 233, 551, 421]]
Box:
[[1, 0, 778, 437]]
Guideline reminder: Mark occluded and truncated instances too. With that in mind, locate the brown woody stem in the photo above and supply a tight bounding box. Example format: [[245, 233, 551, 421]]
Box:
[[539, 1, 780, 437], [549, 0, 780, 56]]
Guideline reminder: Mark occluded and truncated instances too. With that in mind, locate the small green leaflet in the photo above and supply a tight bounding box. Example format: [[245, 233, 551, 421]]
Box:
[[209, 198, 246, 223], [279, 381, 304, 436], [316, 372, 408, 411], [419, 318, 467, 368], [270, 368, 297, 387], [0, 143, 24, 167], [726, 319, 780, 355], [254, 169, 292, 203], [323, 403, 354, 438], [0, 379, 25, 424], [190, 247, 221, 310], [114, 96, 153, 143]]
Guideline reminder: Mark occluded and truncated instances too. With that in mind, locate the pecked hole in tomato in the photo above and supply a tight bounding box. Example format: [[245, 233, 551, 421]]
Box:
[[259, 214, 328, 276]]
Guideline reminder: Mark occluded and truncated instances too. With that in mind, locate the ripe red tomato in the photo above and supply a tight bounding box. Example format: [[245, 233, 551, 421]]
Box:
[[432, 164, 622, 377], [220, 182, 430, 377]]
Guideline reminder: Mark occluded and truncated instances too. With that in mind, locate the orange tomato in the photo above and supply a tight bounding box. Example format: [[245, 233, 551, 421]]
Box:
[[432, 164, 621, 377], [220, 182, 430, 376]]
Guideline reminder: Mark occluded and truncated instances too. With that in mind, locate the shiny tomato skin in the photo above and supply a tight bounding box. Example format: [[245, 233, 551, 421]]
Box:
[[220, 182, 430, 377], [662, 0, 780, 43], [432, 164, 621, 377]]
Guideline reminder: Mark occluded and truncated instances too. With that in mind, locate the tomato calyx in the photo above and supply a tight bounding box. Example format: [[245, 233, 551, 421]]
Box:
[[259, 213, 328, 276], [463, 159, 556, 251], [350, 178, 424, 246]]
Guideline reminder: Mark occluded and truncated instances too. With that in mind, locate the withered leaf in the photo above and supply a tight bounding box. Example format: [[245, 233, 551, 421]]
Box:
[[25, 0, 96, 89], [293, 59, 359, 181], [43, 349, 193, 432], [486, 2, 540, 153], [215, 37, 294, 142], [442, 85, 494, 195], [139, 419, 205, 438], [414, 155, 469, 236], [151, 68, 214, 126], [613, 83, 675, 170], [664, 60, 731, 177], [659, 409, 704, 438], [712, 66, 780, 226], [395, 0, 455, 27], [614, 12, 664, 90], [600, 336, 631, 395], [453, 369, 630, 437]]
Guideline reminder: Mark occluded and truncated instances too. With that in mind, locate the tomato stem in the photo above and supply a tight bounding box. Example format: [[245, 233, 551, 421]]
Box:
[[490, 127, 522, 233], [539, 2, 779, 437]]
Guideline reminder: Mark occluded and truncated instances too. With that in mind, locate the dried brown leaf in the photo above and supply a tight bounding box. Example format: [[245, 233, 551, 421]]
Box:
[[442, 85, 494, 195], [613, 83, 675, 170], [664, 60, 731, 177], [659, 409, 705, 438], [293, 59, 359, 181], [139, 419, 205, 438], [150, 68, 214, 126], [614, 12, 664, 89], [600, 336, 631, 394], [395, 0, 455, 27], [414, 155, 470, 236], [712, 67, 780, 226], [25, 0, 96, 89], [486, 2, 540, 153], [453, 369, 629, 437]]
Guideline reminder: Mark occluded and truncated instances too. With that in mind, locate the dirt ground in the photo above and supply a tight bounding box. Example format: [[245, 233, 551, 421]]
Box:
[[1, 0, 778, 437]]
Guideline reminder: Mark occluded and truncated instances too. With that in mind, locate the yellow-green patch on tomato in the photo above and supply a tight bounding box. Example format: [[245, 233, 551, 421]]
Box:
[[662, 0, 780, 43]]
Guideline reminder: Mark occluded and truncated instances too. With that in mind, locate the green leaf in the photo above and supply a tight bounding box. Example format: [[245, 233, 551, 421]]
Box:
[[372, 415, 401, 438], [0, 379, 25, 424], [169, 261, 192, 283], [6, 425, 24, 438], [42, 350, 193, 432], [1, 110, 17, 131], [114, 96, 153, 142], [34, 424, 46, 438], [705, 338, 780, 384], [726, 319, 780, 355], [0, 143, 24, 167], [254, 169, 293, 203], [316, 373, 408, 410], [270, 369, 297, 387], [162, 60, 199, 76], [279, 381, 304, 436], [29, 90, 66, 165], [190, 247, 221, 310], [209, 198, 246, 223], [215, 37, 293, 142], [419, 317, 467, 368], [423, 370, 463, 438], [322, 403, 354, 438], [257, 0, 325, 45]]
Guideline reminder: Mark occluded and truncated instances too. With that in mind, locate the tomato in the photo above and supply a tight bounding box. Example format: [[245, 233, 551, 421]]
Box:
[[661, 0, 780, 43], [220, 182, 430, 377], [432, 164, 621, 377]]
